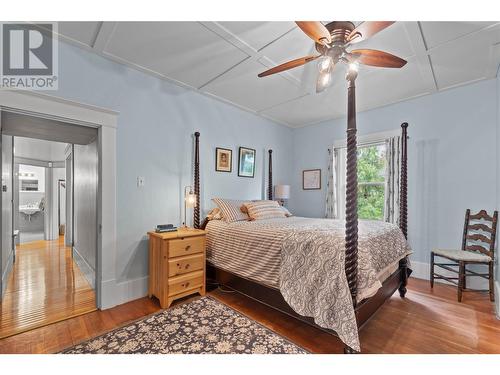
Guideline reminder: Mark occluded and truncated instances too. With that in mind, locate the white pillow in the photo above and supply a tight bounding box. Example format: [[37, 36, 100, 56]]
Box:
[[243, 200, 286, 221], [281, 206, 293, 217]]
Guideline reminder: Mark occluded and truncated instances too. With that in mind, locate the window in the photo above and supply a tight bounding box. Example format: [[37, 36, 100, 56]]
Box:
[[337, 142, 387, 221], [357, 144, 386, 220]]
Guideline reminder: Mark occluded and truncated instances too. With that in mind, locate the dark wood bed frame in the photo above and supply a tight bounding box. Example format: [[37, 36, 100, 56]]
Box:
[[192, 122, 410, 353]]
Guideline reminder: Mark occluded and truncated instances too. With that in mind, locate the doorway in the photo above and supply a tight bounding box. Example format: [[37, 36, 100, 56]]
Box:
[[0, 112, 99, 338], [17, 163, 46, 244]]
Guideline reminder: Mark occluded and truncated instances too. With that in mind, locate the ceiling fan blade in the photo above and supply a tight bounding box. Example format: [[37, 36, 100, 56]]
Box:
[[347, 21, 395, 44], [258, 55, 320, 78], [349, 49, 407, 68], [295, 21, 332, 45]]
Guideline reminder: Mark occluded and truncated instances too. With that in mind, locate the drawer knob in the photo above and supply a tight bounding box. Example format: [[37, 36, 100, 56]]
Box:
[[185, 245, 191, 251], [185, 264, 190, 269], [182, 282, 190, 288]]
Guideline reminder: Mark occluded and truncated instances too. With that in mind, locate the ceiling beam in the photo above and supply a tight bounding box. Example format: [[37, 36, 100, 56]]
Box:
[[403, 22, 438, 92], [197, 22, 307, 91], [92, 22, 117, 52]]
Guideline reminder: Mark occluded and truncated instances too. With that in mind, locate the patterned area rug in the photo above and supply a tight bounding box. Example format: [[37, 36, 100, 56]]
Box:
[[61, 296, 307, 354]]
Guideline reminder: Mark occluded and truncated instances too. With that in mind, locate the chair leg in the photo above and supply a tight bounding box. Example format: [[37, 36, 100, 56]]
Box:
[[489, 262, 494, 302], [463, 263, 466, 290], [458, 261, 465, 302], [430, 252, 434, 288]]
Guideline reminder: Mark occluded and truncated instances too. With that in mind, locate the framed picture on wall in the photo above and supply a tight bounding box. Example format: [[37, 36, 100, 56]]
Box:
[[215, 147, 232, 172], [238, 147, 256, 178], [303, 169, 321, 190]]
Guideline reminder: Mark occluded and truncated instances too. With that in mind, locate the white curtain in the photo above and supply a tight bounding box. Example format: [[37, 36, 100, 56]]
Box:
[[325, 148, 339, 219], [384, 136, 401, 224]]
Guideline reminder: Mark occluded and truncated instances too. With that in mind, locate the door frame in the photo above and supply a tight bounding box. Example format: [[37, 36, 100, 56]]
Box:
[[57, 178, 65, 237], [0, 90, 118, 309]]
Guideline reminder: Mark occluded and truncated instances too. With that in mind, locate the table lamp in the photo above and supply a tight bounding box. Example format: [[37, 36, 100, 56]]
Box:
[[275, 184, 290, 206], [182, 186, 197, 229]]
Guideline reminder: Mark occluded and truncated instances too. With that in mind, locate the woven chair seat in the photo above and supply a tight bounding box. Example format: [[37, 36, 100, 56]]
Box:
[[432, 248, 491, 262]]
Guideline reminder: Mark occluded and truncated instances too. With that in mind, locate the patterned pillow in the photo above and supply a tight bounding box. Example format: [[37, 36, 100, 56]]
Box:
[[207, 207, 223, 221], [212, 198, 250, 223], [243, 200, 287, 221]]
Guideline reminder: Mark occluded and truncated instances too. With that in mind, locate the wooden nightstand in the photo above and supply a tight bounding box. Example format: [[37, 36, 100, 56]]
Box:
[[147, 228, 207, 308]]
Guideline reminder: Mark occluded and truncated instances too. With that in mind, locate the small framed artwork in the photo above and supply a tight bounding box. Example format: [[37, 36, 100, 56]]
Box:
[[238, 147, 256, 178], [303, 169, 321, 190], [215, 147, 232, 172]]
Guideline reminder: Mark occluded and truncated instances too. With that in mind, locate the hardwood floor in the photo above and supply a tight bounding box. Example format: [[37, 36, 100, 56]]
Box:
[[0, 277, 498, 354], [0, 237, 96, 339]]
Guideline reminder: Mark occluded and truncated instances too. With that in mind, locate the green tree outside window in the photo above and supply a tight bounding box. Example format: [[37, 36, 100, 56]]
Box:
[[357, 144, 386, 220]]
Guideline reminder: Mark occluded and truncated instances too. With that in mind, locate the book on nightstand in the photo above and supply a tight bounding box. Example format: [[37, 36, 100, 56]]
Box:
[[155, 224, 177, 233]]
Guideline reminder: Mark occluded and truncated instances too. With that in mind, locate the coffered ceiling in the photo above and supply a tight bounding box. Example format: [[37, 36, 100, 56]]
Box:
[[55, 21, 500, 128]]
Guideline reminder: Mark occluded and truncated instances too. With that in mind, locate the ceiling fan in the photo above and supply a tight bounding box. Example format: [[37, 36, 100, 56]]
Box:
[[258, 21, 407, 93]]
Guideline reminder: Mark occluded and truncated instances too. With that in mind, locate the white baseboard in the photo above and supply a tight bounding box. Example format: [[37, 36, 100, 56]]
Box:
[[72, 247, 95, 289], [411, 260, 488, 290], [100, 276, 149, 310], [1, 250, 14, 297]]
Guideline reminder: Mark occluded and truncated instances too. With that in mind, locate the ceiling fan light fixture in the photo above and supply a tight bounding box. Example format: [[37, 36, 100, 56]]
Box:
[[316, 71, 332, 93], [348, 62, 359, 73], [318, 56, 333, 73]]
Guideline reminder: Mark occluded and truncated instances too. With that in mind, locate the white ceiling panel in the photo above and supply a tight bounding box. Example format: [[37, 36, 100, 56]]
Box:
[[356, 56, 431, 111], [217, 22, 296, 51], [259, 26, 315, 81], [102, 22, 250, 89], [350, 21, 416, 59], [57, 22, 101, 48], [429, 25, 500, 90], [202, 59, 306, 112], [420, 22, 499, 49], [260, 81, 347, 127], [54, 21, 500, 128]]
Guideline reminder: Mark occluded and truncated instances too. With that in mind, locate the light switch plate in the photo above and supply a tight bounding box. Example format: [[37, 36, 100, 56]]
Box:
[[137, 176, 145, 187]]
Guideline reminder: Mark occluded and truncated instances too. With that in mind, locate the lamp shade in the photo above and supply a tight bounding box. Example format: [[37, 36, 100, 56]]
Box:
[[185, 192, 197, 208], [274, 185, 290, 200]]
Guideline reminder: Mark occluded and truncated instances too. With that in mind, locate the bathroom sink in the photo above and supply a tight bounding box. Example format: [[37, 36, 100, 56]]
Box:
[[19, 205, 40, 216]]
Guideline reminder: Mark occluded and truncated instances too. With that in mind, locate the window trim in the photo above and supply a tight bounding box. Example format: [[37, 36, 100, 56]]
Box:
[[332, 129, 400, 149]]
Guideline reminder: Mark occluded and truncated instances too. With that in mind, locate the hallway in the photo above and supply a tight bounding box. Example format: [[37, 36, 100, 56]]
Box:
[[0, 237, 96, 338]]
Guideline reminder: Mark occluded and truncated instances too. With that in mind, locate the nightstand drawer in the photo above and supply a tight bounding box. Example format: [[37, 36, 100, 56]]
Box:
[[169, 236, 205, 258], [168, 270, 204, 296], [168, 253, 204, 277]]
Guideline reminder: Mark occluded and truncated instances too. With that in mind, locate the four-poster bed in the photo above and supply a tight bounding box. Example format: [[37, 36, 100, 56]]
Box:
[[192, 20, 411, 355], [192, 121, 410, 353]]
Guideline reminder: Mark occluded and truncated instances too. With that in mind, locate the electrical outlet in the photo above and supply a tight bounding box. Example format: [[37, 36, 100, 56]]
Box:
[[137, 176, 145, 187]]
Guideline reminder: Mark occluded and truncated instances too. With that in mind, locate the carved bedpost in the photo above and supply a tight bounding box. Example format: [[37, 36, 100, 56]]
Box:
[[268, 150, 273, 200], [193, 131, 200, 229], [344, 66, 358, 307], [398, 123, 409, 297], [400, 123, 408, 239]]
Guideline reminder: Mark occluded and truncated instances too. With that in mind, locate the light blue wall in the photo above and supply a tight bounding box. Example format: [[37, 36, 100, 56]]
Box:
[[289, 79, 499, 265], [50, 42, 292, 283]]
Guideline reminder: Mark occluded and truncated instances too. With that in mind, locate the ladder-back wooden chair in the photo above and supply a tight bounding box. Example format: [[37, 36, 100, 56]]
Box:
[[431, 209, 498, 302]]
